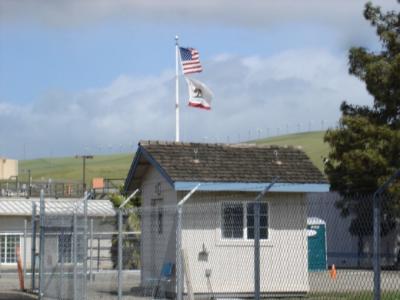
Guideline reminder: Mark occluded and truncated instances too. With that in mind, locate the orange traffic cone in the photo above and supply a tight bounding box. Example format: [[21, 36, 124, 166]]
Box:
[[329, 264, 337, 280]]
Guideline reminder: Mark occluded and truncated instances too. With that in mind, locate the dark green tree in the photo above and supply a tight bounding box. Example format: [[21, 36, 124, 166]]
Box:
[[324, 2, 400, 263]]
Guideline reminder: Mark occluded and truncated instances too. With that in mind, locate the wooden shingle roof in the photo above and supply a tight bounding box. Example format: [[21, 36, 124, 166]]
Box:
[[125, 141, 327, 191]]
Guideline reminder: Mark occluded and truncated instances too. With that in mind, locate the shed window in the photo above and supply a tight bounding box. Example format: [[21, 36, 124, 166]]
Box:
[[221, 202, 269, 240], [221, 203, 244, 239], [0, 234, 20, 264], [246, 202, 268, 239]]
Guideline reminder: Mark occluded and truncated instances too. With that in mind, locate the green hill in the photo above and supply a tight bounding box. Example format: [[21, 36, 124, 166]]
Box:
[[254, 131, 328, 171], [20, 153, 134, 182], [19, 131, 328, 182]]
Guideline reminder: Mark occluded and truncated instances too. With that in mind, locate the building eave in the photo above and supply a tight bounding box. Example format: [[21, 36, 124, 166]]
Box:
[[124, 144, 175, 193], [174, 181, 330, 193]]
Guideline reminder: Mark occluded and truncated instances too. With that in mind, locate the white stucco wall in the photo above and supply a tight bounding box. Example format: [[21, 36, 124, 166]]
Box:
[[140, 166, 177, 285], [139, 165, 310, 296], [180, 192, 309, 295]]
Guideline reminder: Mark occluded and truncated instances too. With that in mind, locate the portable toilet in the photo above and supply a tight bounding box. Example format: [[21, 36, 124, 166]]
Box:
[[307, 217, 327, 271]]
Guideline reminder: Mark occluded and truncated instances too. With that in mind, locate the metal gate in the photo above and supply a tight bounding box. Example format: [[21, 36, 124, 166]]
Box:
[[37, 191, 89, 300]]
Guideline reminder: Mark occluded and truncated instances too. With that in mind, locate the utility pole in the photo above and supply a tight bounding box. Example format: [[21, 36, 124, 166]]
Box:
[[75, 155, 94, 194], [22, 169, 31, 198], [27, 169, 31, 198]]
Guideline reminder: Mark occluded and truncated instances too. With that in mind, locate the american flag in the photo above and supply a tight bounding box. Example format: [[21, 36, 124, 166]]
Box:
[[179, 47, 203, 74]]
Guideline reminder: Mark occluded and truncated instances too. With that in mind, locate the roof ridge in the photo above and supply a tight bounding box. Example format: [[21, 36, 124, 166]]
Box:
[[139, 140, 300, 149], [140, 140, 232, 147], [125, 140, 327, 191]]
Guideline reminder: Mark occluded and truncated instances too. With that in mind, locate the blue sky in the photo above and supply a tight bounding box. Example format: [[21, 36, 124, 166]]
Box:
[[0, 0, 398, 159], [0, 20, 345, 102]]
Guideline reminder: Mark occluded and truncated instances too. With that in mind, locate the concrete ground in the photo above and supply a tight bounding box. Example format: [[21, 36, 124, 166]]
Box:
[[0, 272, 38, 300], [309, 269, 400, 293], [0, 269, 399, 299], [0, 292, 37, 300]]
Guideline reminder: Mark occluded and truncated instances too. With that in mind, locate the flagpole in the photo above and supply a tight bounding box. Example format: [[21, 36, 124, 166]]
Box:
[[175, 35, 180, 142]]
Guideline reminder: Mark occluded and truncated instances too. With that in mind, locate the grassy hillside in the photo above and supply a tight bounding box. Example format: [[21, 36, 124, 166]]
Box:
[[255, 131, 328, 171], [19, 131, 329, 182], [20, 153, 134, 182]]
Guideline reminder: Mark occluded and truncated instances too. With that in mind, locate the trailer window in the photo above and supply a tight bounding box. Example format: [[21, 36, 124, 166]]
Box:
[[0, 234, 20, 264]]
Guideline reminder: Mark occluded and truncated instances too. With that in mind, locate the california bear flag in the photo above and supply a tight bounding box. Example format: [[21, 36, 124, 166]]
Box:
[[185, 77, 213, 110]]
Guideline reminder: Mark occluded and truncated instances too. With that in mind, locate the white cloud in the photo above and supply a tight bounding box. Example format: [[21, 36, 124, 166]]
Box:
[[1, 0, 397, 28], [1, 0, 397, 56], [0, 48, 372, 158]]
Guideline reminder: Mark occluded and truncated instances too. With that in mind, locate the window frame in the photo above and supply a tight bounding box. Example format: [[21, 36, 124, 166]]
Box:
[[246, 202, 269, 240], [0, 233, 22, 265], [221, 202, 245, 239], [219, 201, 270, 244]]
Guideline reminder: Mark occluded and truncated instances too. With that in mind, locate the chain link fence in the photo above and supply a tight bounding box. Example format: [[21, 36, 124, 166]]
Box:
[[36, 194, 89, 300], [2, 191, 396, 299], [81, 192, 399, 300], [0, 179, 85, 198], [307, 193, 400, 298]]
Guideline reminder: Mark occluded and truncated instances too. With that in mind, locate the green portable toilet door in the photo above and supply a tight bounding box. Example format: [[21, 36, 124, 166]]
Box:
[[307, 224, 327, 271]]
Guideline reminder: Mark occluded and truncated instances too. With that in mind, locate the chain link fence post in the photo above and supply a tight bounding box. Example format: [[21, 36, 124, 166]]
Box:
[[176, 184, 201, 300], [254, 180, 277, 300], [60, 229, 65, 300], [176, 205, 183, 300], [31, 201, 37, 292], [373, 170, 400, 300], [83, 192, 88, 300], [118, 189, 139, 300], [23, 219, 27, 286], [38, 190, 45, 300], [373, 193, 381, 300], [118, 208, 123, 300], [254, 200, 260, 300], [89, 218, 93, 283], [73, 204, 78, 300]]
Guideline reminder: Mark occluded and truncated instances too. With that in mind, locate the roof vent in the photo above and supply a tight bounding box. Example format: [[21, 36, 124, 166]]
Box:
[[193, 148, 200, 164], [273, 150, 282, 165]]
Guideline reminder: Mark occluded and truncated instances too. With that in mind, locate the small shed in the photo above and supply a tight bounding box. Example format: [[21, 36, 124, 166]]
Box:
[[124, 141, 329, 297], [307, 217, 327, 271]]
